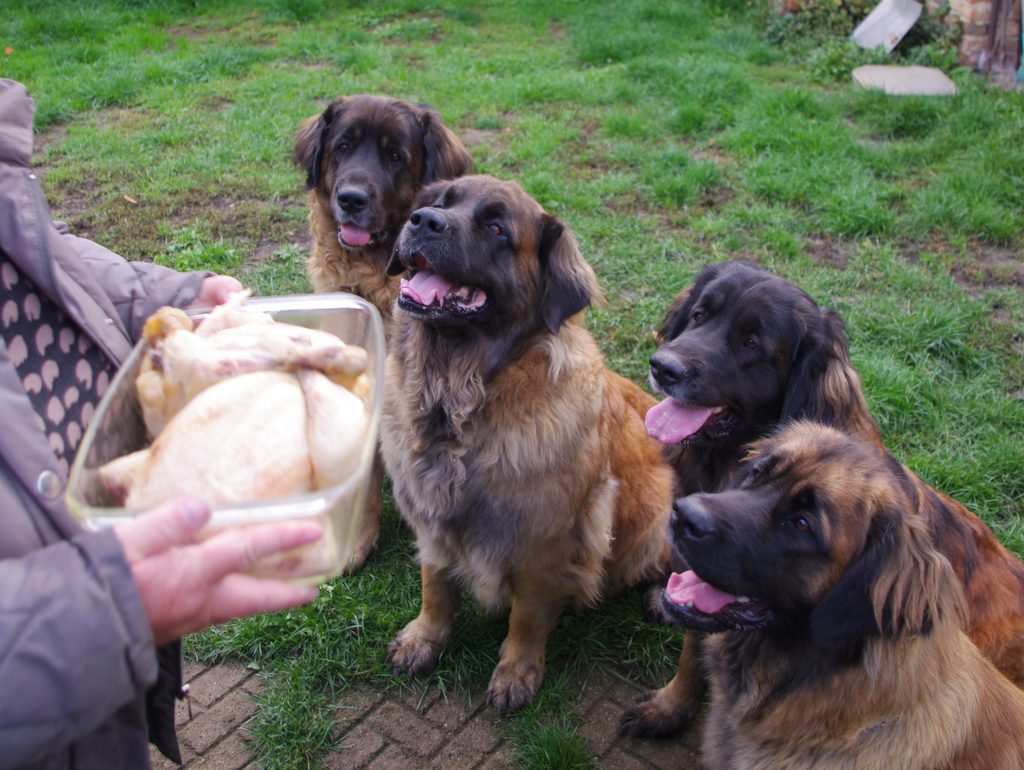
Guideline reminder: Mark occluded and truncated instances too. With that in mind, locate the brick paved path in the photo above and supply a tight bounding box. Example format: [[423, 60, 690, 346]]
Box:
[[151, 661, 702, 769]]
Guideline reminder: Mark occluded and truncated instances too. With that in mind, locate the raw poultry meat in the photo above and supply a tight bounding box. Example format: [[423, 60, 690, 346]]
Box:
[[99, 297, 370, 509], [135, 293, 367, 437]]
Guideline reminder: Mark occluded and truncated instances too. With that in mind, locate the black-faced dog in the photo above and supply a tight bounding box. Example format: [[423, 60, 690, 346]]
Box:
[[644, 259, 881, 494], [667, 422, 1024, 769], [292, 94, 471, 572], [622, 259, 1024, 738]]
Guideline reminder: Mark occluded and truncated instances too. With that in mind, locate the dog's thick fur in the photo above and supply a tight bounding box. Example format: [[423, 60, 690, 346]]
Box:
[[293, 94, 471, 571], [668, 422, 1024, 769], [622, 260, 1024, 737], [379, 175, 674, 710]]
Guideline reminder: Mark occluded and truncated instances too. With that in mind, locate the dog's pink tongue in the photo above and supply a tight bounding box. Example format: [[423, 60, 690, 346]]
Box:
[[400, 270, 456, 306], [666, 570, 737, 614], [339, 224, 371, 247], [645, 399, 714, 444]]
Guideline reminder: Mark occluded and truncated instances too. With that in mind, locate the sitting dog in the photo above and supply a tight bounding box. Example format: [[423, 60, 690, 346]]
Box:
[[667, 421, 1024, 768], [380, 174, 674, 710], [622, 260, 1024, 736], [292, 94, 471, 571]]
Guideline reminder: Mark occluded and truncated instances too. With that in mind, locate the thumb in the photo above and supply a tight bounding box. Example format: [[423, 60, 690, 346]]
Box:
[[115, 497, 211, 563]]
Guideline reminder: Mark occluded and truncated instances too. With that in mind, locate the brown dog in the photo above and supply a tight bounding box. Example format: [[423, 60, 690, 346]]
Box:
[[623, 260, 1024, 736], [667, 421, 1024, 768], [379, 175, 674, 710], [293, 94, 471, 571]]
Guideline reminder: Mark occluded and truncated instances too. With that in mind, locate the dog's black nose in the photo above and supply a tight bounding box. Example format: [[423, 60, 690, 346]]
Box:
[[650, 351, 687, 388], [337, 186, 369, 212], [672, 496, 716, 542], [408, 207, 449, 235]]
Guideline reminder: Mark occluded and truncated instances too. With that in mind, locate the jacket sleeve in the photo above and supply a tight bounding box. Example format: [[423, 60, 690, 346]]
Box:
[[66, 233, 211, 342], [0, 527, 158, 769]]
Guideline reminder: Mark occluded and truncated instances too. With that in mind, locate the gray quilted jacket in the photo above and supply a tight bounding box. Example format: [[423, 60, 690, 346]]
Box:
[[0, 79, 208, 769]]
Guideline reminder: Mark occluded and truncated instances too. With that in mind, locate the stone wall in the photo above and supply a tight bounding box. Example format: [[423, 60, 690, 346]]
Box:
[[928, 0, 1020, 70]]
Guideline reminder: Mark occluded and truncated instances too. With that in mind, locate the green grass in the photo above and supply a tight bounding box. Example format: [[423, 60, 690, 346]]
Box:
[[6, 1, 1023, 767]]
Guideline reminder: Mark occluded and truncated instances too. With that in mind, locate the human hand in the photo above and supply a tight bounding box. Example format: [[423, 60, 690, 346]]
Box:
[[189, 275, 244, 308], [114, 497, 322, 646]]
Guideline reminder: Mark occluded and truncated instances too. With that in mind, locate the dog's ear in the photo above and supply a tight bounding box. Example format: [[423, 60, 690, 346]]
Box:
[[780, 308, 879, 438], [810, 510, 964, 646], [657, 262, 725, 342], [418, 107, 472, 184], [537, 214, 599, 334], [293, 101, 338, 190]]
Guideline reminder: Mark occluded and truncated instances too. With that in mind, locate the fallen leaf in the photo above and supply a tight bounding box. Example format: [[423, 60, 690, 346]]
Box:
[[3, 47, 12, 56], [123, 195, 139, 205]]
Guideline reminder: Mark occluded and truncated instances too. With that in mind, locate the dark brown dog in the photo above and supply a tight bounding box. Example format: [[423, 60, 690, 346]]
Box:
[[293, 94, 471, 571], [379, 175, 674, 711], [622, 260, 1024, 737], [668, 421, 1024, 768]]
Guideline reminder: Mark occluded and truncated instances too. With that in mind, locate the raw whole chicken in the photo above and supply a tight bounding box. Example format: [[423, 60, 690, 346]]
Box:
[[135, 292, 367, 437], [99, 295, 370, 509]]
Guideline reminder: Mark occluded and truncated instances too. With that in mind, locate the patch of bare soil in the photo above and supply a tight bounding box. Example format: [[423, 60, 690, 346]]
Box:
[[949, 245, 1024, 292], [805, 237, 857, 269]]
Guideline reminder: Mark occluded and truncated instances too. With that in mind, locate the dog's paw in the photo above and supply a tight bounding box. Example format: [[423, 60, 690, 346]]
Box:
[[487, 658, 544, 712], [386, 625, 442, 677], [619, 689, 696, 737]]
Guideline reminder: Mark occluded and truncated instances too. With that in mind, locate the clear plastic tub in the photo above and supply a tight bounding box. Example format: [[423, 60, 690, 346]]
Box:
[[65, 293, 384, 584]]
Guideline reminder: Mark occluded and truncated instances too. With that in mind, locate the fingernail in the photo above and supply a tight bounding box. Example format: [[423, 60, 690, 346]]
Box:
[[180, 498, 210, 528]]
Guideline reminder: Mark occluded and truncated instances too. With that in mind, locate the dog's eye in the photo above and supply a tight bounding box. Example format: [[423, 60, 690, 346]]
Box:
[[744, 336, 759, 350], [337, 142, 350, 154], [487, 222, 503, 237], [691, 309, 705, 323], [791, 517, 812, 533], [388, 150, 402, 163]]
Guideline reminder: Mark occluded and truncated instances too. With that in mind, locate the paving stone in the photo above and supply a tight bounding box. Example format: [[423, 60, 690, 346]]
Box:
[[149, 747, 181, 770], [195, 732, 254, 770], [176, 691, 203, 726], [425, 692, 485, 730], [179, 689, 258, 754], [852, 64, 959, 95], [186, 664, 253, 708], [428, 720, 504, 770], [240, 675, 264, 696], [475, 745, 518, 770], [325, 723, 386, 769], [365, 701, 446, 757], [578, 698, 623, 758], [365, 744, 416, 770], [183, 660, 209, 683], [334, 688, 386, 729], [401, 684, 441, 713], [594, 747, 652, 770], [621, 733, 699, 770]]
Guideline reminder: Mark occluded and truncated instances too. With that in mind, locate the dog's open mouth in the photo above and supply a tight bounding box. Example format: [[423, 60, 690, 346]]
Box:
[[398, 254, 488, 317], [338, 224, 387, 249], [661, 570, 776, 632], [645, 399, 736, 445], [659, 573, 770, 630]]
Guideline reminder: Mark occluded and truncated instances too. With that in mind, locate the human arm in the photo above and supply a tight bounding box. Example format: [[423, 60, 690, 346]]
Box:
[[0, 497, 320, 767], [65, 233, 241, 341]]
